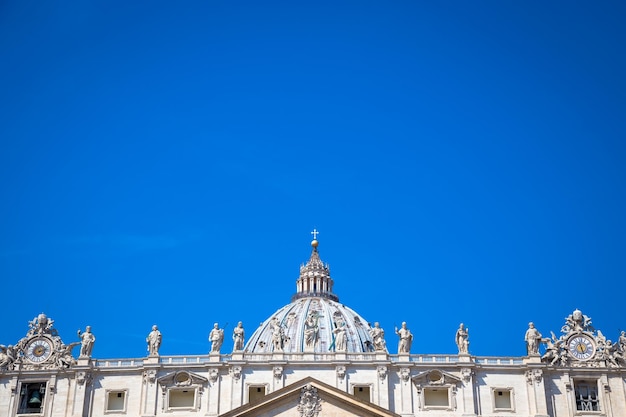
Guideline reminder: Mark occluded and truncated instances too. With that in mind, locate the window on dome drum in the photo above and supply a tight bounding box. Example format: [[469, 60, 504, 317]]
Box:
[[574, 380, 600, 412], [105, 390, 127, 413], [352, 385, 371, 402], [423, 387, 450, 408], [167, 388, 196, 410], [492, 388, 514, 411], [18, 382, 46, 415], [248, 385, 266, 403]]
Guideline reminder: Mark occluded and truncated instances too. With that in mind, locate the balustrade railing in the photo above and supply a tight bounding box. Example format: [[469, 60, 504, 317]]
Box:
[[93, 353, 526, 367]]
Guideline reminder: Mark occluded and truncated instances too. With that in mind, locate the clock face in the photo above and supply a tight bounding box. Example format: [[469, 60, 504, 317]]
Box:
[[567, 335, 595, 361], [25, 338, 53, 363]]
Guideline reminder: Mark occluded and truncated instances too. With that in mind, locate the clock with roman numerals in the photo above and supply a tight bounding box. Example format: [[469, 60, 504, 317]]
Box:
[[25, 337, 53, 363], [567, 334, 595, 361]]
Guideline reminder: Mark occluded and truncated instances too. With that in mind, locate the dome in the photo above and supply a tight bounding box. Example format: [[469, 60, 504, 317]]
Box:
[[245, 238, 380, 353]]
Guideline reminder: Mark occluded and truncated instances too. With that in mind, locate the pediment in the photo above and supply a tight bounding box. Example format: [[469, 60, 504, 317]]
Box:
[[157, 370, 207, 387], [219, 376, 400, 417], [411, 369, 462, 386]]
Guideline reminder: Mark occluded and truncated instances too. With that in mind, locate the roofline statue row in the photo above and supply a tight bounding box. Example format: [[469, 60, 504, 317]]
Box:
[[3, 309, 626, 371], [1, 232, 626, 371]]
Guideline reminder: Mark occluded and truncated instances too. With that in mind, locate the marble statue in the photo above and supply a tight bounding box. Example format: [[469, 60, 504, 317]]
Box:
[[561, 308, 594, 333], [333, 322, 347, 351], [29, 313, 55, 336], [232, 321, 245, 351], [619, 331, 626, 353], [541, 331, 565, 366], [455, 323, 469, 354], [525, 322, 542, 355], [395, 322, 413, 353], [369, 322, 386, 351], [55, 343, 78, 368], [304, 312, 319, 349], [209, 323, 224, 353], [146, 325, 162, 356], [0, 345, 16, 370], [271, 317, 288, 351], [77, 326, 95, 358]]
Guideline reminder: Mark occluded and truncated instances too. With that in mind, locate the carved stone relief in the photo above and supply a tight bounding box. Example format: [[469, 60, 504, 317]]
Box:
[[297, 383, 322, 417], [399, 367, 410, 382], [143, 370, 157, 384], [335, 365, 346, 380], [377, 365, 387, 381], [541, 309, 625, 368], [460, 368, 473, 384], [525, 369, 543, 385], [230, 366, 242, 381], [76, 371, 92, 386], [208, 368, 219, 383]]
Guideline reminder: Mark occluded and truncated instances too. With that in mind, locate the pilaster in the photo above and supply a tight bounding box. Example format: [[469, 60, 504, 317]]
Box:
[[141, 364, 160, 417], [71, 361, 93, 417]]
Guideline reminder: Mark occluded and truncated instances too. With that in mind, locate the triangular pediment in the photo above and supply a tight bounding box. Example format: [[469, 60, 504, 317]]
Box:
[[411, 369, 462, 386], [219, 376, 400, 417], [157, 370, 207, 387]]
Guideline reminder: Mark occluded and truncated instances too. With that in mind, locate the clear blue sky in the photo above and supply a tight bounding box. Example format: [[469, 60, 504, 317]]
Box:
[[1, 1, 625, 359]]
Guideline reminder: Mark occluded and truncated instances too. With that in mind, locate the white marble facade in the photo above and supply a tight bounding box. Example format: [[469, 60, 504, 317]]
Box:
[[2, 239, 626, 417]]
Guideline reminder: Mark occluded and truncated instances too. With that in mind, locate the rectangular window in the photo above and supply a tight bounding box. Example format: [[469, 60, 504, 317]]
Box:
[[423, 387, 449, 408], [168, 389, 195, 409], [493, 388, 514, 411], [18, 382, 46, 415], [574, 380, 600, 412], [353, 386, 371, 402], [105, 390, 127, 413], [248, 386, 266, 403]]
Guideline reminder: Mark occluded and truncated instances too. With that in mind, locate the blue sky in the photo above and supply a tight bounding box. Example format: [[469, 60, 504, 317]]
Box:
[[1, 1, 625, 359]]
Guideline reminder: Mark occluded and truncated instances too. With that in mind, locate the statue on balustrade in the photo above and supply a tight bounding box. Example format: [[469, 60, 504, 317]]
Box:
[[455, 323, 469, 354], [77, 326, 96, 358], [209, 323, 224, 353], [395, 322, 413, 353], [146, 325, 162, 356], [369, 322, 386, 351], [525, 322, 542, 355], [232, 321, 245, 351]]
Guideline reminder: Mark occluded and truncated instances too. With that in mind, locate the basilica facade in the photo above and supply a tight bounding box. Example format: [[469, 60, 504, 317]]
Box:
[[1, 239, 626, 417]]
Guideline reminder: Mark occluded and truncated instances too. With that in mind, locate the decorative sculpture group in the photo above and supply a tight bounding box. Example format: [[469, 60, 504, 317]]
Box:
[[2, 309, 626, 373], [534, 309, 626, 368]]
